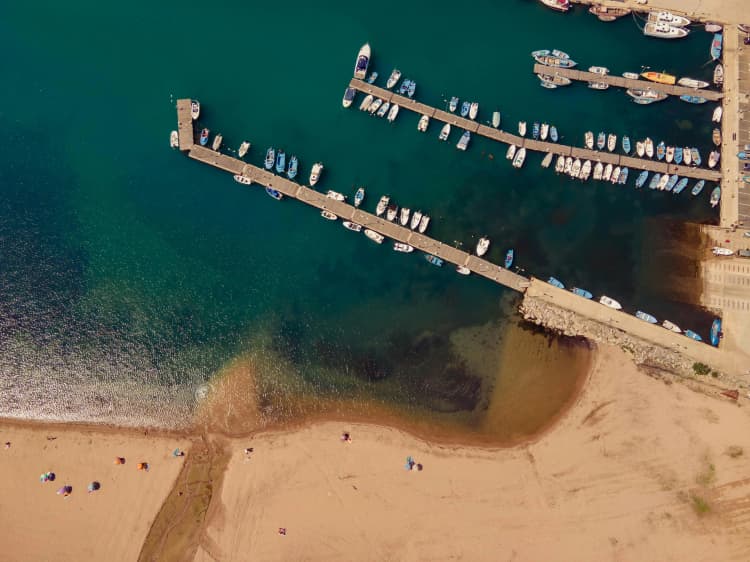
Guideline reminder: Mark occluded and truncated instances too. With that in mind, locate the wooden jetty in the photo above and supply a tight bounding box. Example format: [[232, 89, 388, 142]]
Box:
[[347, 79, 722, 182], [175, 100, 529, 293], [532, 63, 724, 102]]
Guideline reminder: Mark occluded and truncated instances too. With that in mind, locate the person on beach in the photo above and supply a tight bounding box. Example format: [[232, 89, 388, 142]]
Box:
[[278, 528, 287, 536], [341, 432, 352, 443]]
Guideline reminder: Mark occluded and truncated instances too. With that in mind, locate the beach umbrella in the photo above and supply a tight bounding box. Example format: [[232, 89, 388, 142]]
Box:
[[56, 485, 72, 496], [87, 481, 101, 493], [40, 473, 48, 483], [47, 472, 55, 481]]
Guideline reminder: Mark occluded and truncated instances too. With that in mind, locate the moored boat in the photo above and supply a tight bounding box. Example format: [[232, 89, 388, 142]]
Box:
[[665, 146, 674, 163], [417, 114, 430, 132], [353, 43, 370, 79], [457, 130, 471, 151], [418, 215, 430, 233], [636, 311, 658, 324], [538, 73, 573, 88], [550, 126, 558, 142], [342, 87, 356, 108], [640, 71, 676, 85], [460, 101, 470, 117], [710, 318, 722, 346], [366, 71, 378, 84], [580, 160, 592, 181], [238, 141, 250, 157], [677, 77, 709, 89], [364, 229, 384, 244], [456, 265, 471, 275], [506, 144, 517, 160], [343, 221, 362, 232], [622, 71, 640, 79], [710, 33, 723, 60], [326, 190, 346, 201], [610, 166, 621, 184], [386, 104, 400, 123], [714, 64, 724, 86], [691, 180, 705, 196], [626, 88, 668, 104], [532, 122, 540, 140], [519, 121, 527, 137], [359, 94, 374, 111], [648, 173, 661, 190], [407, 81, 416, 98], [233, 174, 252, 185], [674, 147, 683, 164], [399, 207, 410, 226], [708, 150, 720, 169], [368, 98, 383, 115], [321, 210, 338, 221], [657, 174, 670, 190], [599, 295, 622, 310], [540, 123, 549, 141], [439, 123, 451, 141], [212, 133, 223, 151], [636, 141, 645, 157], [265, 188, 283, 200], [710, 186, 721, 207], [656, 141, 666, 160], [386, 204, 398, 222], [170, 130, 179, 149], [645, 137, 654, 158], [410, 210, 422, 230], [555, 155, 565, 173], [643, 23, 688, 39], [680, 94, 707, 104], [375, 101, 390, 118], [589, 5, 630, 21], [662, 320, 682, 333], [596, 131, 605, 150], [593, 161, 603, 180], [691, 148, 701, 166], [469, 102, 479, 120], [685, 330, 702, 342], [492, 112, 501, 128], [275, 149, 286, 174], [705, 23, 722, 33], [654, 11, 691, 27], [712, 128, 721, 146], [548, 277, 565, 289], [683, 147, 692, 165], [354, 187, 365, 207], [449, 96, 459, 112], [386, 68, 401, 89], [570, 158, 582, 178], [287, 155, 299, 179], [534, 53, 577, 68], [602, 163, 613, 182], [607, 133, 616, 152], [665, 174, 679, 191], [190, 100, 200, 120], [309, 162, 324, 186], [425, 254, 443, 267], [264, 147, 275, 170], [673, 177, 688, 194], [635, 170, 648, 188], [199, 128, 209, 146], [512, 147, 527, 169], [585, 131, 594, 150], [375, 195, 389, 217], [476, 237, 490, 257], [504, 249, 514, 269], [618, 167, 629, 185], [539, 0, 571, 12], [572, 287, 593, 299], [541, 151, 554, 169]]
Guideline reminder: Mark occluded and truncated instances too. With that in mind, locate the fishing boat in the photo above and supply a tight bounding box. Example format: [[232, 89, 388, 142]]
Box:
[[685, 330, 703, 342], [683, 147, 692, 165], [457, 130, 471, 151], [359, 94, 374, 111], [680, 94, 707, 104], [418, 215, 430, 233], [321, 210, 338, 221], [712, 128, 721, 146], [309, 162, 323, 186], [572, 287, 593, 299], [375, 195, 389, 216], [636, 141, 645, 158], [665, 146, 674, 163], [645, 137, 654, 158], [469, 102, 479, 120], [643, 23, 688, 39], [622, 71, 640, 79], [665, 174, 678, 191], [564, 157, 574, 176], [425, 255, 443, 267], [410, 210, 422, 230], [607, 134, 617, 152], [343, 221, 362, 232], [656, 141, 666, 160], [555, 155, 565, 173], [539, 0, 571, 12], [492, 112, 501, 128], [673, 178, 688, 194], [708, 150, 720, 169], [366, 71, 378, 84], [439, 123, 451, 141], [705, 23, 722, 33], [326, 190, 346, 202], [386, 104, 400, 123], [711, 33, 723, 60], [548, 277, 565, 289], [386, 69, 401, 89], [540, 123, 549, 141], [264, 147, 275, 170], [275, 149, 286, 174], [654, 11, 691, 26], [506, 144, 517, 160], [456, 265, 471, 275], [512, 147, 527, 169], [386, 204, 398, 222], [368, 98, 383, 115], [265, 188, 283, 200], [589, 65, 609, 76], [648, 173, 661, 189], [200, 128, 209, 146], [342, 87, 356, 108], [712, 246, 733, 256], [504, 249, 514, 269], [538, 73, 573, 88], [585, 131, 594, 150], [710, 318, 722, 346], [691, 148, 701, 166], [657, 174, 670, 190], [674, 147, 683, 164], [460, 101, 470, 117], [533, 53, 577, 68], [599, 295, 622, 310], [449, 96, 459, 112], [541, 152, 554, 169], [212, 133, 223, 151], [640, 71, 676, 85], [589, 5, 630, 21], [596, 132, 605, 150], [580, 160, 592, 181], [626, 89, 668, 104], [662, 320, 682, 333], [714, 64, 724, 86], [593, 161, 603, 180], [610, 166, 621, 184], [691, 180, 705, 196], [570, 158, 582, 178], [519, 122, 527, 137], [677, 77, 709, 89], [417, 114, 430, 132], [353, 43, 370, 79], [618, 167, 629, 185], [364, 229, 384, 244], [551, 49, 570, 59], [354, 187, 365, 207], [287, 155, 298, 179], [710, 186, 721, 207], [238, 141, 250, 158], [170, 130, 178, 149], [740, 151, 750, 160], [602, 163, 613, 182], [476, 237, 490, 257], [233, 174, 252, 185], [636, 311, 658, 324], [376, 101, 390, 118], [532, 122, 540, 140], [635, 170, 648, 188], [550, 126, 558, 142], [190, 100, 200, 120], [399, 207, 410, 226]]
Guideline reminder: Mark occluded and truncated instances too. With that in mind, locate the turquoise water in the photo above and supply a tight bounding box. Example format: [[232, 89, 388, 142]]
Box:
[[0, 2, 718, 428]]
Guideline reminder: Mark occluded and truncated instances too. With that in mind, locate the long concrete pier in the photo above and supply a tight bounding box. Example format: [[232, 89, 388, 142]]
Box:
[[347, 79, 722, 182], [175, 100, 529, 293], [532, 63, 724, 101]]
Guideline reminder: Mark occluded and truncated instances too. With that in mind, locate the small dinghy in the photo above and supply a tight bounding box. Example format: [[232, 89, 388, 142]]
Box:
[[572, 287, 593, 299], [343, 221, 363, 232], [662, 320, 682, 333], [233, 174, 252, 185], [492, 111, 501, 128], [320, 210, 338, 221], [364, 229, 384, 244], [548, 277, 565, 289], [476, 237, 490, 257], [685, 330, 703, 342], [393, 242, 414, 253], [504, 249, 514, 269], [599, 295, 622, 310], [636, 311, 658, 324], [425, 255, 444, 267], [691, 180, 705, 196]]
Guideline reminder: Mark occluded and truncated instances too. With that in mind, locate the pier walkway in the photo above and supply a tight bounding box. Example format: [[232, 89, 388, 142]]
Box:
[[347, 79, 722, 182], [532, 63, 724, 102]]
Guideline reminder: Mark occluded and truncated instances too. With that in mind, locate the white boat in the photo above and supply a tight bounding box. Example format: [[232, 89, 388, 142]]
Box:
[[386, 68, 401, 89], [662, 320, 682, 333], [588, 81, 609, 91], [599, 295, 622, 310], [580, 160, 592, 181], [585, 131, 594, 150], [410, 210, 423, 230], [354, 43, 371, 79], [593, 161, 603, 180], [540, 123, 549, 141], [555, 155, 565, 173], [654, 11, 691, 27], [714, 64, 724, 86], [506, 144, 517, 160], [354, 187, 365, 207], [393, 243, 414, 253], [359, 94, 374, 111], [469, 102, 479, 120], [588, 66, 609, 75], [564, 156, 573, 175], [321, 210, 338, 221], [376, 101, 390, 118], [541, 152, 553, 168], [342, 87, 356, 108], [636, 141, 645, 157], [439, 123, 451, 141], [386, 204, 398, 222], [376, 195, 389, 217], [190, 100, 200, 120], [368, 98, 383, 115], [417, 114, 430, 132], [170, 130, 179, 149], [602, 163, 613, 182], [512, 147, 527, 168], [677, 77, 709, 89], [708, 150, 720, 168], [449, 96, 459, 112], [364, 229, 384, 244], [645, 138, 654, 158], [456, 265, 471, 275], [644, 22, 689, 39], [326, 190, 346, 201], [457, 130, 471, 151], [418, 215, 430, 233], [705, 23, 722, 33], [622, 71, 640, 80], [610, 166, 621, 184], [476, 237, 490, 257], [519, 121, 527, 137], [238, 141, 250, 157], [233, 174, 252, 185], [665, 146, 674, 163], [212, 133, 223, 151], [399, 207, 410, 226], [712, 106, 723, 123], [539, 0, 571, 12], [310, 162, 324, 186], [657, 174, 670, 190], [492, 112, 501, 128], [712, 247, 734, 256], [569, 158, 581, 178], [683, 147, 692, 165], [387, 104, 400, 122], [343, 221, 362, 232], [607, 134, 616, 152]]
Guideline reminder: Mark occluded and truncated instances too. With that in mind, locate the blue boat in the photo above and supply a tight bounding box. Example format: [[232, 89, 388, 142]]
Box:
[[548, 277, 565, 289], [265, 187, 283, 200], [710, 186, 721, 207], [596, 131, 605, 150], [618, 167, 629, 185], [407, 81, 416, 98], [275, 149, 286, 174], [673, 177, 688, 194], [648, 173, 661, 189], [635, 170, 648, 188], [675, 147, 684, 164], [199, 128, 209, 146], [622, 136, 631, 154], [532, 122, 540, 140], [691, 148, 701, 166], [425, 254, 444, 267], [680, 94, 708, 104], [287, 155, 298, 179], [460, 101, 470, 117], [398, 79, 411, 95], [550, 126, 558, 142], [636, 311, 658, 324], [739, 151, 749, 160], [665, 174, 679, 192], [572, 287, 593, 299], [711, 33, 723, 61], [685, 329, 703, 342], [656, 141, 666, 161], [691, 180, 705, 196], [504, 249, 514, 269], [264, 147, 275, 170], [710, 318, 722, 346], [354, 187, 365, 207]]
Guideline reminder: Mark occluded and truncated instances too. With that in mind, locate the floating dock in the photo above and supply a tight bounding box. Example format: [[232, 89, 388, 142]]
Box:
[[347, 79, 722, 182]]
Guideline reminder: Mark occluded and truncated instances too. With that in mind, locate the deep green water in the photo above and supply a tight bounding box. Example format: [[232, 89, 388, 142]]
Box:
[[0, 2, 719, 428]]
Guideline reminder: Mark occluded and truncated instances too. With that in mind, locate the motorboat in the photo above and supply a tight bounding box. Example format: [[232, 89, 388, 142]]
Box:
[[602, 163, 613, 182], [439, 123, 451, 141], [170, 130, 179, 149], [512, 147, 527, 169], [233, 174, 252, 185], [565, 157, 574, 176], [570, 158, 581, 178], [589, 65, 609, 75], [691, 180, 705, 196], [342, 87, 356, 108], [588, 81, 609, 91], [376, 195, 389, 216], [705, 23, 722, 33], [585, 131, 594, 150], [506, 144, 517, 160], [343, 221, 362, 232], [199, 128, 209, 146], [712, 106, 723, 123], [309, 162, 324, 186], [532, 122, 540, 140], [589, 5, 630, 21], [366, 71, 378, 84], [708, 150, 720, 169], [710, 186, 721, 207], [456, 265, 471, 275], [265, 188, 283, 200], [398, 80, 410, 95], [712, 128, 721, 146], [654, 11, 690, 27], [456, 130, 471, 151], [691, 148, 701, 166], [622, 71, 640, 79], [580, 160, 592, 181], [551, 49, 570, 59], [354, 43, 370, 79], [674, 147, 684, 164], [399, 207, 410, 226], [643, 22, 688, 39], [460, 101, 470, 117], [354, 187, 365, 207], [538, 73, 573, 88], [541, 152, 553, 169], [287, 155, 299, 179], [212, 133, 223, 151], [665, 174, 679, 191], [607, 133, 616, 152], [662, 320, 682, 333], [548, 277, 565, 289], [238, 141, 250, 157], [407, 81, 416, 98], [386, 204, 398, 222], [275, 149, 286, 174], [386, 69, 402, 89], [425, 255, 444, 267], [410, 210, 422, 230], [635, 170, 648, 188], [636, 311, 658, 324], [476, 237, 490, 257], [376, 101, 390, 118], [677, 77, 709, 89], [626, 88, 668, 104], [680, 95, 707, 104], [648, 173, 661, 189], [636, 141, 645, 157], [449, 96, 459, 112], [599, 295, 622, 310], [656, 141, 666, 160], [645, 137, 654, 158], [665, 146, 674, 163], [190, 100, 200, 120], [714, 64, 724, 86], [393, 243, 414, 253], [712, 247, 733, 256], [618, 167, 629, 185], [418, 215, 430, 233], [368, 98, 383, 115], [469, 102, 479, 120], [739, 151, 750, 160], [492, 112, 501, 128], [555, 155, 565, 173], [519, 121, 527, 137], [321, 210, 338, 221], [657, 174, 670, 190], [504, 249, 514, 269], [540, 123, 549, 141], [539, 0, 571, 12], [359, 94, 374, 111], [326, 190, 346, 201], [533, 52, 577, 68], [685, 330, 703, 342], [610, 166, 621, 184], [640, 71, 676, 85], [550, 126, 558, 142], [710, 318, 722, 346], [596, 132, 605, 150], [417, 114, 430, 132], [264, 147, 275, 170], [711, 33, 723, 60], [364, 229, 384, 244], [386, 104, 400, 122], [572, 287, 593, 299], [673, 178, 688, 194]]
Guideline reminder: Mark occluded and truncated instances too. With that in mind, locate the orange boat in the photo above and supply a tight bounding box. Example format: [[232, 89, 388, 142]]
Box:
[[640, 71, 676, 85]]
